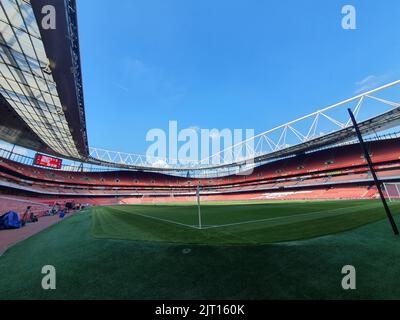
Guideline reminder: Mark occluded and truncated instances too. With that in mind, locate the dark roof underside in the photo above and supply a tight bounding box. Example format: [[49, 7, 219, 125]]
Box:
[[0, 0, 88, 160]]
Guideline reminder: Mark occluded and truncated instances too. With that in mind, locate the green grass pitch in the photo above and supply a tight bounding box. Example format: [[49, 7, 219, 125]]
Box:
[[1, 199, 400, 299], [91, 199, 399, 244]]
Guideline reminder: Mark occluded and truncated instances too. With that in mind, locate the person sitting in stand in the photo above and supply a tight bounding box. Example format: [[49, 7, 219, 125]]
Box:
[[46, 205, 53, 216], [30, 209, 38, 223], [52, 203, 60, 215]]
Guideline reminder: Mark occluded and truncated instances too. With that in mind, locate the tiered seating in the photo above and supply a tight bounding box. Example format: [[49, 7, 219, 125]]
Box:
[[1, 138, 400, 202], [251, 187, 378, 201], [1, 138, 400, 189]]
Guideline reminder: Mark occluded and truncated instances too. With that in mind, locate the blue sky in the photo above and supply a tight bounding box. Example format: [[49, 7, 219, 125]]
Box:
[[78, 0, 400, 155]]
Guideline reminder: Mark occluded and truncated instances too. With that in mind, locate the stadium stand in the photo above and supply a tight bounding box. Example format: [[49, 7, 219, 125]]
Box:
[[0, 138, 399, 206]]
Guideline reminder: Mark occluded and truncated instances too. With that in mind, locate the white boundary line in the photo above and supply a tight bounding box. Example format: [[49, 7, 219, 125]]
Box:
[[198, 203, 382, 230], [106, 202, 382, 231], [110, 206, 200, 229]]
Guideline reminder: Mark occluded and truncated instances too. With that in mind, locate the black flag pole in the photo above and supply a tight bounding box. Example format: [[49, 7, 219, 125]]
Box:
[[347, 108, 399, 235]]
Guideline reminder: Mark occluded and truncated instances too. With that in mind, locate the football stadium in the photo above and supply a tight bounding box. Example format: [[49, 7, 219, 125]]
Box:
[[1, 0, 400, 303]]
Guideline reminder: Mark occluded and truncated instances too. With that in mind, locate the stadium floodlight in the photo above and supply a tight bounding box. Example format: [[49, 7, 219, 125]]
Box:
[[348, 108, 399, 235]]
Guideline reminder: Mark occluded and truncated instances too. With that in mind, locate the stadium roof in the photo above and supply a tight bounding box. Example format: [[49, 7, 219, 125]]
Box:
[[0, 0, 88, 159]]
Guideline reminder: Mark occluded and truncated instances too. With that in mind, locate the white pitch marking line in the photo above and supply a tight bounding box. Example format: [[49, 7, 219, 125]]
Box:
[[200, 203, 381, 230], [111, 207, 199, 229]]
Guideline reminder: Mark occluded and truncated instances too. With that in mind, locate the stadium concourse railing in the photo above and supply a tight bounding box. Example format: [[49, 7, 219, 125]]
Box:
[[0, 148, 115, 173]]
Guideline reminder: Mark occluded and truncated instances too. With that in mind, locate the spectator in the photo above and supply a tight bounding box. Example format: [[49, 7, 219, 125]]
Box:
[[30, 210, 38, 223]]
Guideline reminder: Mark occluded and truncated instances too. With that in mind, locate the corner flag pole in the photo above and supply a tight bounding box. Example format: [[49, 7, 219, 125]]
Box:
[[348, 108, 399, 235], [197, 185, 202, 229]]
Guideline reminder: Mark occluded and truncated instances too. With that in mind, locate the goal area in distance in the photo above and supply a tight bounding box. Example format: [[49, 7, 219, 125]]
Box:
[[384, 183, 400, 202]]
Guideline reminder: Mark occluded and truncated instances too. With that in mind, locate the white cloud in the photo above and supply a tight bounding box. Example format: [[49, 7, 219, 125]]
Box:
[[354, 74, 390, 94], [113, 82, 130, 93], [123, 58, 149, 75], [121, 57, 187, 106], [150, 159, 170, 168]]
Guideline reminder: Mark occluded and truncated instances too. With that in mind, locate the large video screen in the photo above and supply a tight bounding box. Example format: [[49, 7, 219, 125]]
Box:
[[34, 153, 62, 169]]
